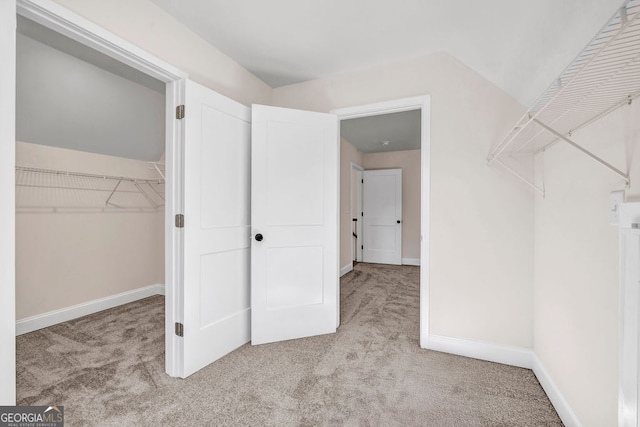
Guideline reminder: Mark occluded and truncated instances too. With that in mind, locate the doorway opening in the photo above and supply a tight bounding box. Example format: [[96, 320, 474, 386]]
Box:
[[333, 96, 431, 348], [14, 15, 168, 398], [14, 0, 187, 384]]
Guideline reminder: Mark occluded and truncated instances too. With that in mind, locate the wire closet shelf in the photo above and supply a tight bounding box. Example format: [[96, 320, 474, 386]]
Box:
[[16, 166, 165, 212], [487, 0, 640, 195]]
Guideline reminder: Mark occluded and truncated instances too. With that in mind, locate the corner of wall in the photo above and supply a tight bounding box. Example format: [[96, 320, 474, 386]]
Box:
[[426, 334, 582, 427], [532, 355, 583, 427]]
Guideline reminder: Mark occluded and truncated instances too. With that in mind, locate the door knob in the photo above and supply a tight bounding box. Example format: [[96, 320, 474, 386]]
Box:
[[397, 220, 401, 224], [255, 233, 264, 242]]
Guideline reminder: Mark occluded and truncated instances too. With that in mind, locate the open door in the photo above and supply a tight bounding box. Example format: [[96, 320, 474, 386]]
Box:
[[180, 80, 251, 377], [251, 105, 339, 345], [178, 86, 339, 374], [362, 168, 402, 265]]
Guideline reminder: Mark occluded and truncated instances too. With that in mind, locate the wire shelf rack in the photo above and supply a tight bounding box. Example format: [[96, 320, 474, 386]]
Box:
[[16, 166, 165, 212], [487, 0, 639, 195]]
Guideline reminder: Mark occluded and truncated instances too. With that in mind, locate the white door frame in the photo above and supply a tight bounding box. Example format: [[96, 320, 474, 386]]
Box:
[[1, 0, 17, 406], [351, 162, 364, 263], [619, 203, 640, 427], [14, 0, 188, 378], [332, 96, 431, 348]]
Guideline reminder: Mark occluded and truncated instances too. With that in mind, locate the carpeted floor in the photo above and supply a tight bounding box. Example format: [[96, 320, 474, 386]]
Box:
[[17, 263, 562, 426]]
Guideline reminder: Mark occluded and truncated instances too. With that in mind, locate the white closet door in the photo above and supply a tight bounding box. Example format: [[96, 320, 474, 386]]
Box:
[[362, 168, 402, 265], [181, 80, 251, 377], [251, 104, 339, 345]]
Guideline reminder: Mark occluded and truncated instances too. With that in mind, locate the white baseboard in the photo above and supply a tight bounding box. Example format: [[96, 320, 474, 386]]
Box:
[[402, 258, 420, 266], [532, 355, 582, 427], [16, 283, 165, 335], [426, 333, 581, 427], [427, 334, 533, 369], [340, 263, 353, 277]]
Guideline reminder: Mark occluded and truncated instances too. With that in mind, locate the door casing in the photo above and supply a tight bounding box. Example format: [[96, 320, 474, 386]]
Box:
[[332, 96, 431, 348], [351, 162, 364, 263], [1, 0, 16, 405]]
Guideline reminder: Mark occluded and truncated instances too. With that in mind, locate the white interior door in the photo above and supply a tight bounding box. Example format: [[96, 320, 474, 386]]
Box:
[[362, 168, 402, 265], [181, 80, 251, 377], [251, 104, 339, 345]]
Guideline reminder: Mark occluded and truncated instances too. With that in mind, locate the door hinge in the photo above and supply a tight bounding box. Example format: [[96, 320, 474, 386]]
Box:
[[361, 212, 363, 217], [176, 105, 185, 120], [175, 322, 184, 337], [361, 179, 364, 183], [361, 245, 364, 250], [175, 214, 185, 228]]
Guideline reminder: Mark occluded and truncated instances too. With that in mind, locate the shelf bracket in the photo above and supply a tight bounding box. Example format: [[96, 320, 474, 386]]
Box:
[[149, 161, 165, 181], [134, 182, 159, 209], [494, 158, 545, 196], [533, 118, 630, 185], [105, 179, 122, 207]]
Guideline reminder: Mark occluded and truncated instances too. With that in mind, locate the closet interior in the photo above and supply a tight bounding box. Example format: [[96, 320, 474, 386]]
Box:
[[15, 15, 167, 333]]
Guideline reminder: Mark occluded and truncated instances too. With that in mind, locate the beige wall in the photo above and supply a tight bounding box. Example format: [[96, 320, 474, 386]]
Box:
[[363, 149, 422, 262], [280, 52, 534, 348], [16, 142, 164, 319], [534, 101, 640, 426], [53, 0, 272, 107], [340, 138, 364, 269]]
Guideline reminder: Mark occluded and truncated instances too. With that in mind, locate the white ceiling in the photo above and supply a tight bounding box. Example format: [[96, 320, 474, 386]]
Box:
[[341, 110, 421, 153], [151, 0, 623, 106], [15, 1, 627, 160]]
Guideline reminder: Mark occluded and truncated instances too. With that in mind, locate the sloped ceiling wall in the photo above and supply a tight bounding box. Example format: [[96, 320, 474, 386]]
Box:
[[16, 18, 166, 162], [150, 0, 623, 107]]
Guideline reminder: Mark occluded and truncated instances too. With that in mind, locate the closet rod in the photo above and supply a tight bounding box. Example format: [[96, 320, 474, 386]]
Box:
[[533, 118, 630, 184]]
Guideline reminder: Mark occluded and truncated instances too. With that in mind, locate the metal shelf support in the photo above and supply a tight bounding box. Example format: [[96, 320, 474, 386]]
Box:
[[495, 158, 545, 196], [533, 118, 630, 185]]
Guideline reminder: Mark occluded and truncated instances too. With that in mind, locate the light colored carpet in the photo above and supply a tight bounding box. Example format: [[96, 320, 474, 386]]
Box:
[[17, 263, 562, 426]]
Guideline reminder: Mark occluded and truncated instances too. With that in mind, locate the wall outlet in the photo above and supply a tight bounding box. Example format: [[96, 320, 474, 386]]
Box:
[[610, 190, 625, 225]]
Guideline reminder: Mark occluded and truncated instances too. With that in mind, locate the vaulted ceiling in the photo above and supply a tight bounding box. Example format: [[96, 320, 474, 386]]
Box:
[[150, 0, 623, 107], [16, 1, 627, 159]]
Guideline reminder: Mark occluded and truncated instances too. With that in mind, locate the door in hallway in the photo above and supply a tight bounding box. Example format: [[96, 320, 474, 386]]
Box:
[[362, 168, 402, 265]]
